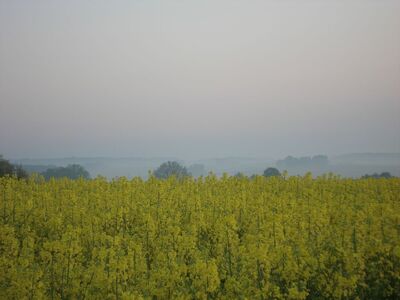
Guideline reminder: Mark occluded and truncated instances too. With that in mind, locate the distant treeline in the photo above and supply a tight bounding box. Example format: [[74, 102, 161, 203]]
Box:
[[41, 164, 91, 180], [1, 154, 396, 180], [361, 172, 394, 179], [1, 155, 91, 180]]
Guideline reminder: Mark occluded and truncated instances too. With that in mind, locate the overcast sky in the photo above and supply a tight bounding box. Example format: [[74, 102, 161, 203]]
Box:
[[1, 0, 399, 159]]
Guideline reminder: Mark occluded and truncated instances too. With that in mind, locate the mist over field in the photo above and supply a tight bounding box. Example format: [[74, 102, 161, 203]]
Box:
[[1, 0, 399, 164]]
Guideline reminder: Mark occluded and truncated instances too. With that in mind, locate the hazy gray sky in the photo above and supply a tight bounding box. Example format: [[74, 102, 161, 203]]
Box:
[[1, 0, 399, 159]]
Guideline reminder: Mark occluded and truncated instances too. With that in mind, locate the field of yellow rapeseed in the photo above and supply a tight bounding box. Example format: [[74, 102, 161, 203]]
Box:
[[0, 174, 399, 299]]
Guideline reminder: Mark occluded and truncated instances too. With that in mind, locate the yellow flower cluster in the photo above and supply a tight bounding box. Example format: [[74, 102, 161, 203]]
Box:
[[0, 174, 399, 299]]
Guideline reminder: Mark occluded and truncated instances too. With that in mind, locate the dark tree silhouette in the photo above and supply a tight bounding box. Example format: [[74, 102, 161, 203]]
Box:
[[263, 167, 281, 177], [41, 164, 90, 180], [0, 155, 14, 177], [153, 161, 191, 179], [0, 155, 28, 179]]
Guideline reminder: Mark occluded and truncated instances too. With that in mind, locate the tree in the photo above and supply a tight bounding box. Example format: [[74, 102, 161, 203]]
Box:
[[153, 161, 191, 179], [263, 167, 281, 177], [0, 155, 14, 177], [41, 164, 90, 180], [361, 172, 393, 179], [0, 155, 28, 179]]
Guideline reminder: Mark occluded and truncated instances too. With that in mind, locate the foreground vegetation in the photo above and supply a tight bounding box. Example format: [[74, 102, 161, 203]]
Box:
[[0, 175, 399, 299]]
